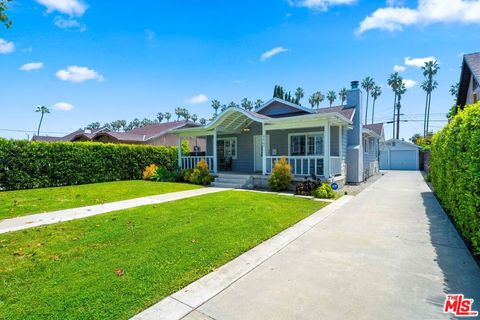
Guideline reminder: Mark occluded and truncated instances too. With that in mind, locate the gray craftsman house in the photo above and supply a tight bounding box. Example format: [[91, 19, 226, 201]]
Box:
[[172, 81, 383, 188]]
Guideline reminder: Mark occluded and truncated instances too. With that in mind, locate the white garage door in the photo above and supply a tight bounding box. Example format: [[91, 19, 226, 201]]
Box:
[[390, 150, 418, 170]]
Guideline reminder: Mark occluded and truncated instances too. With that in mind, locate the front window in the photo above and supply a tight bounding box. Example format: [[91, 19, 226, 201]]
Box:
[[218, 137, 237, 159], [290, 133, 324, 156]]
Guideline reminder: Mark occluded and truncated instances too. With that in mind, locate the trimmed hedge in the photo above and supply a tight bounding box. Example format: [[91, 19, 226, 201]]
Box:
[[430, 103, 480, 255], [0, 139, 178, 191]]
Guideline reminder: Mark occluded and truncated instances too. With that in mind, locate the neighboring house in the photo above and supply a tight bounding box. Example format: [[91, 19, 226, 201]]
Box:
[[363, 123, 385, 178], [457, 52, 480, 108], [173, 81, 384, 186], [33, 121, 205, 152], [32, 127, 109, 142], [379, 139, 420, 171]]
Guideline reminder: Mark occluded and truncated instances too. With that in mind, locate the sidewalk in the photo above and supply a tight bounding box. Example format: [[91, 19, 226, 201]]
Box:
[[0, 187, 228, 234]]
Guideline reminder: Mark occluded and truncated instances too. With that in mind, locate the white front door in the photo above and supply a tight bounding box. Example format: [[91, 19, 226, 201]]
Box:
[[254, 135, 269, 172]]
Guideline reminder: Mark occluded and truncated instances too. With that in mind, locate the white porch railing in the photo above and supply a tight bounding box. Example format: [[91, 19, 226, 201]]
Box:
[[181, 156, 214, 171], [266, 156, 325, 176], [330, 156, 346, 177]]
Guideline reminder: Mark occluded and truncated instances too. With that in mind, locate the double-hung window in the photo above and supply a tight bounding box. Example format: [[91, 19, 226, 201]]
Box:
[[290, 133, 324, 156]]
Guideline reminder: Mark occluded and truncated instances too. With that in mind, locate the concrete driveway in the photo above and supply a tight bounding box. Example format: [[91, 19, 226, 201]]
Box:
[[186, 171, 480, 320]]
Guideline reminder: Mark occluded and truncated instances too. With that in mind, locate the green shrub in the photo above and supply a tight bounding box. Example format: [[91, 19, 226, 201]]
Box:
[[311, 183, 335, 199], [180, 168, 194, 182], [430, 102, 480, 255], [268, 157, 292, 191], [187, 160, 214, 185], [0, 139, 178, 190], [151, 166, 179, 182]]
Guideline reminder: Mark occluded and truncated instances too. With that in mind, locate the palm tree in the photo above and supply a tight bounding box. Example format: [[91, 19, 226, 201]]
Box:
[[395, 82, 407, 139], [254, 99, 264, 110], [228, 101, 239, 109], [119, 120, 127, 131], [388, 72, 402, 138], [35, 106, 50, 136], [175, 107, 182, 121], [308, 94, 315, 108], [314, 91, 324, 108], [156, 112, 164, 123], [326, 91, 337, 107], [294, 87, 304, 105], [421, 60, 440, 136], [211, 99, 221, 116], [191, 114, 198, 123], [450, 82, 459, 99], [164, 112, 172, 122], [361, 76, 375, 124], [86, 122, 100, 130], [129, 118, 140, 130], [338, 88, 347, 105], [199, 118, 206, 126], [183, 110, 190, 122], [370, 85, 382, 124]]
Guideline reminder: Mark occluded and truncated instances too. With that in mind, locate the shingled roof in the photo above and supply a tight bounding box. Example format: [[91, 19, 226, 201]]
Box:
[[457, 52, 480, 107], [363, 123, 384, 137], [316, 105, 355, 121]]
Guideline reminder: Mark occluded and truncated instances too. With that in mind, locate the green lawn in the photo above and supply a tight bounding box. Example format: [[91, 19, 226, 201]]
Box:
[[0, 191, 326, 320], [0, 180, 202, 219]]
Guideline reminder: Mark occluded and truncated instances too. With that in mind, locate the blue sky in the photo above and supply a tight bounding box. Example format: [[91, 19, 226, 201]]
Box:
[[0, 0, 479, 140]]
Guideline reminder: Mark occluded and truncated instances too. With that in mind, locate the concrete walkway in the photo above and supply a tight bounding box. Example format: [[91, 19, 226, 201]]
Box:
[[0, 187, 228, 234], [135, 171, 480, 320]]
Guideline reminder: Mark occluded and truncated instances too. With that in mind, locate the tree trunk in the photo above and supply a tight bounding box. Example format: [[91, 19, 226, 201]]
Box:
[[426, 92, 432, 135], [364, 90, 369, 124], [396, 99, 401, 139], [423, 93, 429, 137], [371, 99, 376, 124], [37, 113, 44, 136], [392, 95, 397, 139]]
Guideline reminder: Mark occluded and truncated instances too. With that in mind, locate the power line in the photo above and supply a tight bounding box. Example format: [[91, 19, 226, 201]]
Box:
[[0, 128, 68, 135]]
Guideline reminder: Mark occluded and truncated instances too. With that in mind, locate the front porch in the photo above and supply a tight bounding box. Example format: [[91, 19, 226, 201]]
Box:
[[174, 108, 349, 180]]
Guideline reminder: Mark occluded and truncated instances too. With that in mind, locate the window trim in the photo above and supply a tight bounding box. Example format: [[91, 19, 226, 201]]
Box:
[[217, 137, 238, 160], [364, 137, 370, 154], [288, 131, 325, 157]]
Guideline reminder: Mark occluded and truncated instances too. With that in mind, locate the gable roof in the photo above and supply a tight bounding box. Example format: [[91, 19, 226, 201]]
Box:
[[255, 98, 314, 115], [384, 138, 421, 149], [32, 135, 63, 142], [316, 105, 355, 122], [363, 123, 384, 137], [457, 52, 480, 107]]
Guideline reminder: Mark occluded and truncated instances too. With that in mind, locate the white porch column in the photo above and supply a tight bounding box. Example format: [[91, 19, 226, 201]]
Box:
[[324, 122, 330, 179], [262, 123, 267, 175], [213, 128, 218, 173], [177, 135, 182, 170]]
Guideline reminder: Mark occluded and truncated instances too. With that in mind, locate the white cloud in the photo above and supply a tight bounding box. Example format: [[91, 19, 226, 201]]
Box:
[[35, 0, 87, 16], [54, 16, 86, 31], [288, 0, 355, 11], [0, 38, 15, 54], [403, 79, 417, 89], [404, 56, 436, 68], [56, 65, 104, 83], [260, 47, 289, 62], [20, 62, 44, 71], [357, 0, 480, 34], [393, 65, 406, 72], [188, 94, 209, 104], [53, 102, 75, 111]]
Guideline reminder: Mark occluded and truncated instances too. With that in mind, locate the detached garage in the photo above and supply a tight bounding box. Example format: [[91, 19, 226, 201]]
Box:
[[379, 139, 420, 170]]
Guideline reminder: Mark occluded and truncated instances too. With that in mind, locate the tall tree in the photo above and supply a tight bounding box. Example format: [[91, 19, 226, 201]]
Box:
[[141, 118, 154, 127], [388, 72, 402, 138], [164, 112, 172, 122], [254, 99, 264, 110], [128, 118, 140, 130], [338, 88, 347, 106], [119, 120, 127, 131], [421, 60, 440, 136], [370, 85, 382, 124], [450, 82, 459, 100], [183, 110, 190, 122], [191, 114, 198, 123], [35, 106, 50, 136], [228, 101, 239, 109], [156, 112, 164, 123], [361, 76, 375, 124], [211, 99, 221, 116], [199, 118, 206, 126], [0, 0, 13, 28], [175, 107, 182, 120], [395, 82, 407, 139], [326, 90, 337, 107], [294, 87, 304, 105]]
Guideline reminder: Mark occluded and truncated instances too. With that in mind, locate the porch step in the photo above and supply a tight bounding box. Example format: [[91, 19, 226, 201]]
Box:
[[212, 173, 252, 189]]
